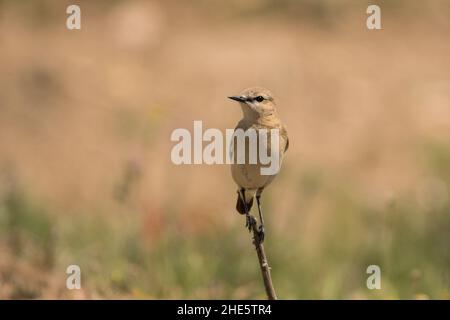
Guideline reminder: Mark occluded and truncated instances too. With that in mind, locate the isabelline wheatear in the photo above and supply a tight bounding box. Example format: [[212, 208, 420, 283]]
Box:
[[228, 87, 289, 242]]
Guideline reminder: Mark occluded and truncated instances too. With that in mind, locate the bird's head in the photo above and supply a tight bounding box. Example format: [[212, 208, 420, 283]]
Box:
[[228, 87, 276, 119]]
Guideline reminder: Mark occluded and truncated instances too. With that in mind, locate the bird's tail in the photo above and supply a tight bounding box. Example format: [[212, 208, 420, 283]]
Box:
[[236, 193, 253, 214]]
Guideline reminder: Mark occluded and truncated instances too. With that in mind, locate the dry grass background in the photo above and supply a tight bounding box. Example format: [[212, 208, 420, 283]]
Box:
[[0, 0, 449, 299]]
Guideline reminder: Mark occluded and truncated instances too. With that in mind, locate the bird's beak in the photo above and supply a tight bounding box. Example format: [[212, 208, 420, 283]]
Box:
[[228, 95, 246, 103]]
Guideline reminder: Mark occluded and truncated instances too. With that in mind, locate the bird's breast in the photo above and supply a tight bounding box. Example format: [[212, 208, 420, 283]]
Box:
[[230, 124, 286, 189]]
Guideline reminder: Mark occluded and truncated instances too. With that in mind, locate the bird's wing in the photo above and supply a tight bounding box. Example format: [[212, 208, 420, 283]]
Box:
[[281, 125, 289, 152]]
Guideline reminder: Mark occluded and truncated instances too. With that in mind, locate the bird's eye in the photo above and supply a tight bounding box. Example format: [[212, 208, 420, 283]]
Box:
[[255, 96, 265, 102]]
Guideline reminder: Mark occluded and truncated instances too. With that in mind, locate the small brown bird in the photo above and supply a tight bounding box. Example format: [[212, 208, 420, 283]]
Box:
[[228, 87, 289, 241]]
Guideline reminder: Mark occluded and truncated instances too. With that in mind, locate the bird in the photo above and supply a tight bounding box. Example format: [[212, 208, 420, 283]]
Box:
[[228, 87, 289, 242]]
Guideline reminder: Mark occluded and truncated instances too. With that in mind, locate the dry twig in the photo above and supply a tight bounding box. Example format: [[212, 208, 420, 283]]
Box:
[[247, 215, 277, 300]]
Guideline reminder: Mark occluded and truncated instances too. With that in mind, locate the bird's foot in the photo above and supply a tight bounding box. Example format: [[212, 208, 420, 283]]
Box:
[[245, 215, 257, 232], [257, 225, 265, 243]]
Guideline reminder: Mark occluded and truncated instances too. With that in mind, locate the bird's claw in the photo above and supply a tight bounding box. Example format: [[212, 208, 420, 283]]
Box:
[[245, 215, 256, 232], [257, 225, 265, 243]]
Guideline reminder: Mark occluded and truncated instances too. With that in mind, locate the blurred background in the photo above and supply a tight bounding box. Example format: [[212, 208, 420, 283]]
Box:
[[0, 0, 449, 299]]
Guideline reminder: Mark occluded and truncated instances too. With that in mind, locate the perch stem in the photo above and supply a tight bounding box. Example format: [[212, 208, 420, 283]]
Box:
[[250, 217, 277, 300]]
